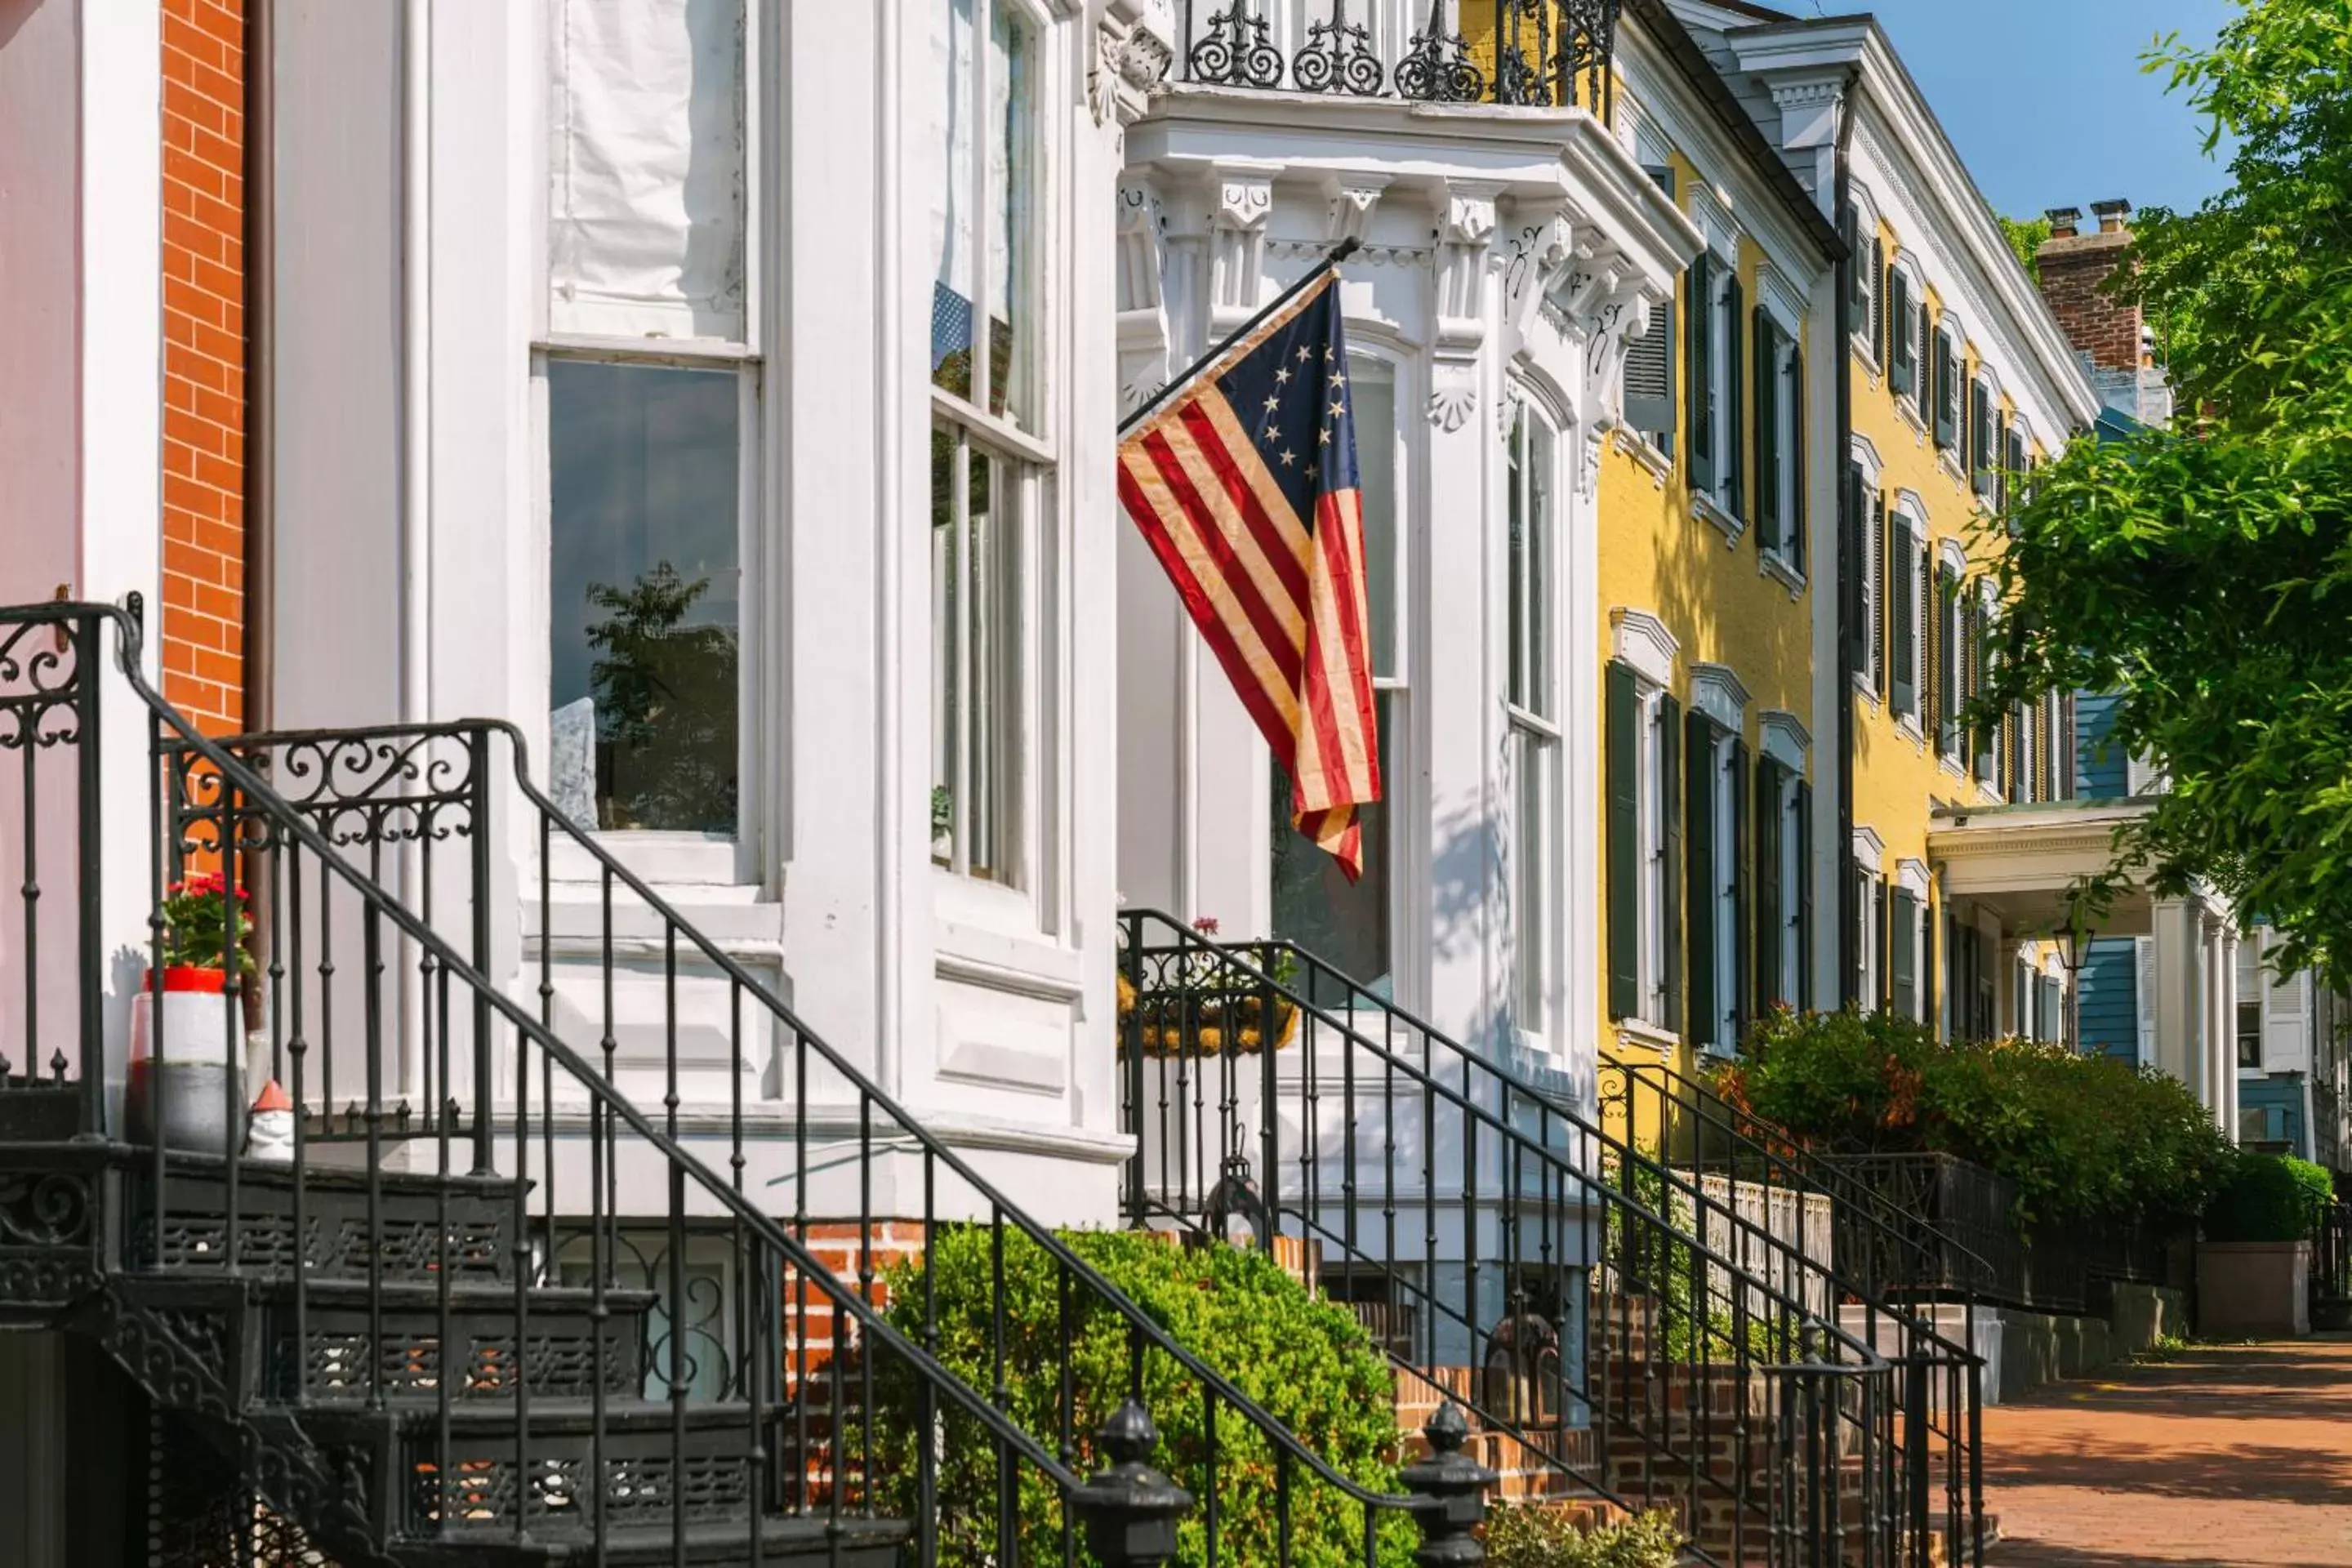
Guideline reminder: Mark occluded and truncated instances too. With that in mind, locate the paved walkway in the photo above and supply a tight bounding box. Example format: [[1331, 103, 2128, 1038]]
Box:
[[1981, 1334, 2352, 1566]]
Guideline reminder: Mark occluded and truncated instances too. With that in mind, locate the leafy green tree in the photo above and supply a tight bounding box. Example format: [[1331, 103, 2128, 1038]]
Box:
[[1985, 0, 2352, 979], [585, 562, 738, 831], [1998, 214, 2053, 281]]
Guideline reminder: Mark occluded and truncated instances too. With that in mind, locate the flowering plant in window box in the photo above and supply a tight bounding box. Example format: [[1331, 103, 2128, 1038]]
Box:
[[1116, 916, 1302, 1058]]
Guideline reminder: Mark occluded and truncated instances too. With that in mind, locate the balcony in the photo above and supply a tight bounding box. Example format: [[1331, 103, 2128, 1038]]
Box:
[[1172, 1, 1621, 117]]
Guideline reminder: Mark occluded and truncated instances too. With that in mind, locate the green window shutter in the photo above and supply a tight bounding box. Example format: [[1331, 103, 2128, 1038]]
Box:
[[1753, 308, 1778, 546], [1891, 889, 1918, 1019], [1887, 271, 1912, 396], [1795, 778, 1814, 1011], [1788, 348, 1807, 571], [1624, 295, 1677, 445], [1918, 550, 1934, 729], [1606, 661, 1642, 1019], [1753, 756, 1783, 1019], [1729, 737, 1750, 1045], [1660, 692, 1684, 1034], [1844, 464, 1867, 671], [1842, 206, 1862, 316], [1725, 272, 1746, 519], [1686, 710, 1717, 1049], [1687, 254, 1714, 496], [1873, 238, 1888, 362], [1891, 522, 1916, 716], [1971, 599, 1995, 780], [1872, 492, 1889, 699], [1936, 565, 1959, 755], [1932, 335, 1956, 448]]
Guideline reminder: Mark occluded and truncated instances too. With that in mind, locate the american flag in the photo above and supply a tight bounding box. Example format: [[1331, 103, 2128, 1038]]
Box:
[[1116, 269, 1381, 880]]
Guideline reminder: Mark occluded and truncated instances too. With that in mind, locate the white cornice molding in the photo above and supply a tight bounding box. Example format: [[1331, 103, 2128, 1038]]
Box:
[[1761, 709, 1810, 772], [1690, 662, 1752, 730], [1850, 431, 1883, 479], [1611, 608, 1681, 688], [1893, 487, 1929, 529], [1851, 825, 1886, 873], [1897, 857, 1931, 898], [1725, 21, 2102, 436]]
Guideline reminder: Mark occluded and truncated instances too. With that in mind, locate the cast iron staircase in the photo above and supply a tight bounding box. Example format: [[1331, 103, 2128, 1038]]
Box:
[[0, 599, 1508, 1566]]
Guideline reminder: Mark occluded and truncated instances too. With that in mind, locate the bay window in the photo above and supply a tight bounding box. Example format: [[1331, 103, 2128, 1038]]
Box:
[[1506, 399, 1560, 1036], [929, 0, 1048, 885], [543, 0, 754, 841]]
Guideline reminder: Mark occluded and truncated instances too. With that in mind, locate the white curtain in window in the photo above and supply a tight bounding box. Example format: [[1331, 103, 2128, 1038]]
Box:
[[550, 0, 746, 340], [931, 0, 979, 336]]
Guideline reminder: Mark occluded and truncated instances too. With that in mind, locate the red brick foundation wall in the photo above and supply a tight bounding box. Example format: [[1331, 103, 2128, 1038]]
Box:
[[160, 0, 247, 735]]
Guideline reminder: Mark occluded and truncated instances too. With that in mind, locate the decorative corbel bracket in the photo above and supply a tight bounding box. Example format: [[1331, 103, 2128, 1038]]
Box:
[[1206, 167, 1278, 338], [1500, 195, 1575, 354], [1428, 183, 1500, 430], [1090, 0, 1174, 130], [1115, 177, 1171, 415]]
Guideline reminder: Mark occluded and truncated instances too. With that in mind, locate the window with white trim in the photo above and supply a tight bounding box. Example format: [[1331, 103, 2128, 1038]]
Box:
[[544, 2, 753, 838], [1687, 244, 1744, 524], [1890, 504, 1926, 726], [1639, 686, 1668, 1024], [1756, 312, 1805, 568], [1855, 863, 1882, 1010], [1711, 729, 1742, 1050], [1777, 768, 1804, 1004], [929, 0, 1047, 882], [1275, 353, 1400, 994], [1506, 397, 1560, 1036]]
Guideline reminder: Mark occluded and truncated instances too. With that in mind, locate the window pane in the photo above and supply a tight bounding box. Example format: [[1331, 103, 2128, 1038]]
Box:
[[930, 424, 1022, 882], [930, 0, 981, 399], [1514, 728, 1551, 1027], [987, 3, 1036, 429], [548, 360, 741, 834], [1352, 357, 1397, 679], [1273, 692, 1393, 997], [1507, 408, 1554, 718]]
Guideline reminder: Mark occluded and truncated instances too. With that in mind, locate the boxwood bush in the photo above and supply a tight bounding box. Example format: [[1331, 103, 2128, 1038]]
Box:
[[2204, 1152, 2336, 1242], [1717, 1009, 2235, 1229], [1485, 1505, 1682, 1567], [871, 1227, 1414, 1566]]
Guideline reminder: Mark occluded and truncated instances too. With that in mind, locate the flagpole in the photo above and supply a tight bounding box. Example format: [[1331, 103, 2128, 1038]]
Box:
[[1116, 236, 1362, 439]]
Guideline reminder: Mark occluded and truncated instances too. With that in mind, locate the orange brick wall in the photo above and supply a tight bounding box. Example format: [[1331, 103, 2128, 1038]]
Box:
[[161, 0, 247, 734]]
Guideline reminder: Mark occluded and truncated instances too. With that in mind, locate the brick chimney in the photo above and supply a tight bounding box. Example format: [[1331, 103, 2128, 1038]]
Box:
[[2036, 198, 2140, 373]]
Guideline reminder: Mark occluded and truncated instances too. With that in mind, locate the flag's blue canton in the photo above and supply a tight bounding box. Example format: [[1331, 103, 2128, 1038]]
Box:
[[1213, 280, 1358, 527]]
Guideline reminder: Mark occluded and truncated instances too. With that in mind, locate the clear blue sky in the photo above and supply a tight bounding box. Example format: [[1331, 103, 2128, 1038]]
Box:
[[1827, 0, 2238, 220]]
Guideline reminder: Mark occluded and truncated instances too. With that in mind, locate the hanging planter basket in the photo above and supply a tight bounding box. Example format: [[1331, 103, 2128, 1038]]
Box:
[[1117, 971, 1299, 1058]]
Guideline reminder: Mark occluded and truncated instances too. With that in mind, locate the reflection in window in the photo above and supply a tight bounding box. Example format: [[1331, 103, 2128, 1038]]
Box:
[[929, 0, 1036, 430], [548, 359, 741, 834], [931, 423, 1022, 881], [1506, 399, 1557, 1032]]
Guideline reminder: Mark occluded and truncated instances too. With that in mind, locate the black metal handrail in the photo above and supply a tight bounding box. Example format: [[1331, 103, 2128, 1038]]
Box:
[[3, 599, 1494, 1566], [1176, 0, 1620, 118], [1120, 910, 1928, 1567]]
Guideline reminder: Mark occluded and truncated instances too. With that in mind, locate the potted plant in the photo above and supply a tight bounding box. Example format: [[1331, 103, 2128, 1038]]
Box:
[[1116, 917, 1302, 1058], [127, 871, 256, 1156]]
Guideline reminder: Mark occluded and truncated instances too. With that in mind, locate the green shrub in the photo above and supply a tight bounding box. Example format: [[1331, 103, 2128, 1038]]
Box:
[[1485, 1505, 1682, 1568], [872, 1227, 1413, 1567], [1720, 1010, 2234, 1229], [2205, 1152, 2336, 1242]]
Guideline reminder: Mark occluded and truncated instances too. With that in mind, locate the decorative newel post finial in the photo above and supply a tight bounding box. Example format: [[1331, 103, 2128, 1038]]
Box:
[[1073, 1400, 1195, 1567], [1402, 1401, 1499, 1566]]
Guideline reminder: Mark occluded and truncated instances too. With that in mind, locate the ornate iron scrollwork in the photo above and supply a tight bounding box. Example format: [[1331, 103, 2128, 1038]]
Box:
[[1292, 1, 1386, 96], [1394, 2, 1483, 103], [1491, 0, 1553, 106], [1187, 2, 1285, 90], [0, 616, 85, 754], [1558, 0, 1622, 115], [0, 1171, 91, 1249]]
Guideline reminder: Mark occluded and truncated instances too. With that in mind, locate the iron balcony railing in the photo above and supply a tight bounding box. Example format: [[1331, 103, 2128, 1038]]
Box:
[[0, 599, 1499, 1566], [1119, 911, 1963, 1568], [1175, 0, 1621, 117]]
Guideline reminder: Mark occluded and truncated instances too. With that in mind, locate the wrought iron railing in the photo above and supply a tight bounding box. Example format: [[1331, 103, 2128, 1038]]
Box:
[[1119, 911, 1938, 1567], [1832, 1151, 2176, 1317], [2310, 1197, 2352, 1325], [1175, 0, 1620, 116], [1, 599, 1499, 1566]]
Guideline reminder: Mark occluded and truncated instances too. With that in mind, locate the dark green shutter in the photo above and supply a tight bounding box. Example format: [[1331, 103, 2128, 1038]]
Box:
[[1923, 890, 1940, 1037], [1891, 889, 1918, 1019], [1788, 348, 1807, 571], [1844, 464, 1867, 670], [1933, 334, 1956, 449], [1729, 738, 1750, 1045], [1936, 565, 1959, 755], [1686, 710, 1717, 1049], [1624, 293, 1677, 445], [1606, 661, 1642, 1019], [1888, 271, 1913, 396], [1754, 756, 1783, 1019], [1724, 272, 1746, 519], [1872, 492, 1889, 699], [1660, 693, 1683, 1034], [1687, 253, 1713, 496], [1891, 521, 1916, 716], [1918, 550, 1934, 728], [1873, 237, 1888, 361], [1971, 598, 1994, 780], [1795, 779, 1814, 1011], [1753, 308, 1778, 548]]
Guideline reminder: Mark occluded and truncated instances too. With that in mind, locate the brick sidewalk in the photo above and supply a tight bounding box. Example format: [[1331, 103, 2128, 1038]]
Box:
[[1980, 1334, 2352, 1566]]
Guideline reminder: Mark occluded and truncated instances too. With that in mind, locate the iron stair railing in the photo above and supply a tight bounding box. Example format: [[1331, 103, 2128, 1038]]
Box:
[[1119, 909, 1931, 1567], [3, 598, 1494, 1566]]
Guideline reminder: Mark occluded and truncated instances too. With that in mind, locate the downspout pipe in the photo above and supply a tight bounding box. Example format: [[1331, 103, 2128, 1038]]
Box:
[[241, 0, 273, 734]]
